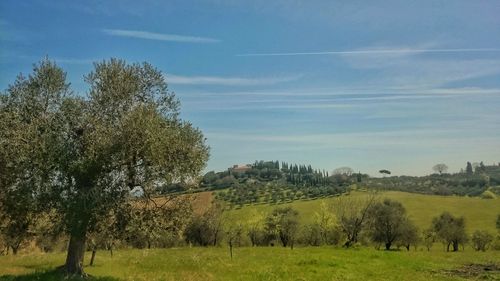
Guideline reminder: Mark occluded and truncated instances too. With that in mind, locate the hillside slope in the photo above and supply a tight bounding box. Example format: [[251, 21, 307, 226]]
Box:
[[225, 191, 500, 233]]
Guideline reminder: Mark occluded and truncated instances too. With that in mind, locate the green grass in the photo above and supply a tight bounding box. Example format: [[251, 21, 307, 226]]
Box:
[[0, 247, 498, 281], [1, 191, 499, 280], [227, 191, 500, 232]]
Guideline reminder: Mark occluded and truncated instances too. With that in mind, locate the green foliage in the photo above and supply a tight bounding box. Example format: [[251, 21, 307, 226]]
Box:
[[422, 228, 437, 251], [432, 212, 468, 252], [184, 203, 225, 246], [0, 59, 70, 255], [368, 199, 417, 250], [206, 161, 348, 206], [0, 58, 209, 273], [466, 162, 474, 175], [264, 207, 300, 248], [334, 194, 377, 247], [396, 219, 420, 251], [379, 169, 391, 175], [481, 190, 497, 199], [471, 230, 494, 251]]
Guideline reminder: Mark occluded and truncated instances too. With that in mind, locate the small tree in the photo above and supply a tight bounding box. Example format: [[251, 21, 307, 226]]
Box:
[[247, 210, 265, 246], [471, 230, 493, 251], [185, 202, 225, 246], [466, 162, 473, 175], [226, 222, 244, 259], [422, 228, 436, 251], [334, 193, 377, 247], [379, 170, 391, 177], [333, 167, 354, 176], [313, 202, 338, 245], [432, 164, 448, 175], [368, 199, 413, 250], [396, 219, 419, 251], [432, 212, 468, 252], [264, 207, 299, 248]]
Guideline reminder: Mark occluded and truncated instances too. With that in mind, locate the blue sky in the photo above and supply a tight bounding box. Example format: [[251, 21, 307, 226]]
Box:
[[1, 0, 500, 176]]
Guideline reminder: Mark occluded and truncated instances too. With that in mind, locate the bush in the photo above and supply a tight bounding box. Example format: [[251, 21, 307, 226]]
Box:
[[300, 224, 323, 246], [491, 236, 500, 251], [481, 190, 497, 199], [471, 230, 494, 251]]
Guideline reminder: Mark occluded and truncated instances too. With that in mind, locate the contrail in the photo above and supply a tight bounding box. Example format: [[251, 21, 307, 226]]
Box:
[[236, 48, 500, 57]]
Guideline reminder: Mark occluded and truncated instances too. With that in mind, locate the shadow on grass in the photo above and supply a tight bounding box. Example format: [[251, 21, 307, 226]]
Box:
[[0, 270, 120, 281]]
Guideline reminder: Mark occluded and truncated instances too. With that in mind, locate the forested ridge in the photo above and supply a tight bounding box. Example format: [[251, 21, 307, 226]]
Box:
[[196, 160, 500, 207]]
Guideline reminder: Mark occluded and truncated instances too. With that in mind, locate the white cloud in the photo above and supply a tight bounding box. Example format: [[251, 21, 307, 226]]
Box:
[[102, 29, 220, 43], [167, 74, 300, 86], [53, 57, 95, 65], [206, 129, 500, 150], [237, 48, 500, 57]]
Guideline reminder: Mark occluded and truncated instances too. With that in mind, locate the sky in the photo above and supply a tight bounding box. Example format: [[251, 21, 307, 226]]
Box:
[[1, 0, 500, 176]]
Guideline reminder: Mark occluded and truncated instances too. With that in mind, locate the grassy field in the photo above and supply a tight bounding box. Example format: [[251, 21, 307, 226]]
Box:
[[0, 247, 499, 281], [1, 191, 499, 280], [227, 191, 500, 233]]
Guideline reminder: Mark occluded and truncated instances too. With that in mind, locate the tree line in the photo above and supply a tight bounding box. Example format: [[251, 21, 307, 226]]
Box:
[[3, 195, 499, 264]]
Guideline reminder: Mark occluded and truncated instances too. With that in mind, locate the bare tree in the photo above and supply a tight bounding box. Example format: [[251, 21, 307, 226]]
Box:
[[226, 222, 244, 259], [333, 192, 378, 247], [333, 167, 354, 176], [432, 164, 448, 175]]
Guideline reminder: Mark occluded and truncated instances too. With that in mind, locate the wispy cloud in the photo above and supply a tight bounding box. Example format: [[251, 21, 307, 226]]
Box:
[[53, 57, 95, 65], [102, 29, 220, 43], [206, 129, 500, 149], [179, 86, 500, 112], [237, 48, 500, 57], [167, 74, 300, 86]]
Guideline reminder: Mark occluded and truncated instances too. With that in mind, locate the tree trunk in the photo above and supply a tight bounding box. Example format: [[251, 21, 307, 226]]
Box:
[[11, 246, 18, 255], [89, 248, 97, 266], [385, 242, 391, 250], [452, 241, 459, 252], [405, 244, 410, 251], [64, 234, 87, 276]]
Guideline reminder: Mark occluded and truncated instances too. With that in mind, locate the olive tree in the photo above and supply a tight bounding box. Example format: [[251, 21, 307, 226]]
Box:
[[432, 212, 467, 252], [471, 230, 493, 251], [334, 193, 377, 247], [246, 210, 266, 246], [368, 199, 416, 250], [184, 202, 225, 246], [0, 58, 209, 276], [264, 207, 300, 248]]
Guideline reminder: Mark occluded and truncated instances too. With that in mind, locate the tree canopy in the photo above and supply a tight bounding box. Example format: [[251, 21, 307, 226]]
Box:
[[0, 58, 209, 276]]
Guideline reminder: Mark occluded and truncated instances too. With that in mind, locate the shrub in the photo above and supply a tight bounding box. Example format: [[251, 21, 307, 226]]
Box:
[[471, 230, 494, 251], [481, 190, 497, 199]]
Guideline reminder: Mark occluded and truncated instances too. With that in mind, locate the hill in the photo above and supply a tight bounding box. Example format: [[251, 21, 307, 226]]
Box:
[[196, 161, 500, 208], [225, 190, 500, 233]]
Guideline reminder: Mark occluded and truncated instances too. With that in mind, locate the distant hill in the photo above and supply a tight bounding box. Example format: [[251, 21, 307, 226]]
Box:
[[362, 162, 500, 197], [200, 161, 354, 207], [193, 161, 500, 207]]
